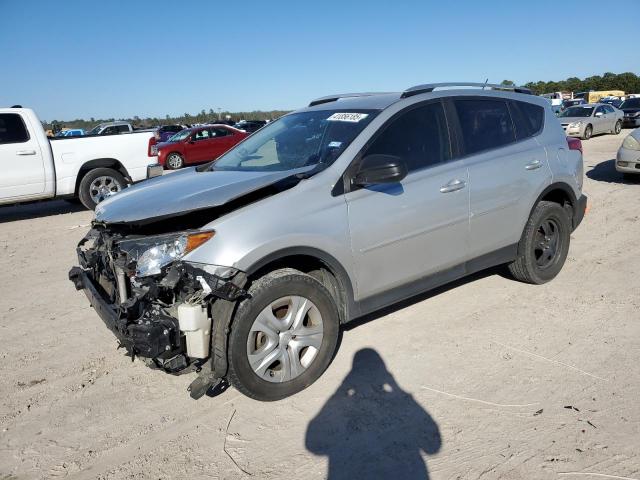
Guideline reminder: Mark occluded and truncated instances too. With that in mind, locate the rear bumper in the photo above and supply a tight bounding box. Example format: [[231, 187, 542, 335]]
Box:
[[573, 194, 588, 231], [146, 163, 164, 179]]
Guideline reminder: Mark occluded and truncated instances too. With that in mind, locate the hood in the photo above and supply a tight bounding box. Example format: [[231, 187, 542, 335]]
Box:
[[622, 108, 640, 114], [95, 166, 313, 224], [157, 140, 180, 149], [557, 116, 590, 123]]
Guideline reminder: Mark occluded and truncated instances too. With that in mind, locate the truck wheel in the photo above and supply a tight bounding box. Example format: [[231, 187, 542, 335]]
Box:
[[582, 125, 592, 140], [78, 168, 126, 210], [614, 120, 622, 135], [508, 201, 571, 285], [166, 153, 184, 169], [227, 268, 340, 401]]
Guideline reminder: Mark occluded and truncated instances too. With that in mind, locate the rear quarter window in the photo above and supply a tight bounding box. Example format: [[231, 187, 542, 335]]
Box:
[[454, 99, 516, 154], [509, 101, 544, 140], [0, 113, 30, 144]]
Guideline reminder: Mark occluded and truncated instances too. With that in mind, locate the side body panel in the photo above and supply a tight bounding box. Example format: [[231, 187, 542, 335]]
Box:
[[464, 137, 551, 257], [346, 159, 470, 299], [51, 130, 155, 195], [0, 108, 56, 204]]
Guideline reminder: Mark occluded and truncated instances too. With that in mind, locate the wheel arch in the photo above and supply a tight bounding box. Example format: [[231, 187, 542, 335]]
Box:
[[529, 182, 578, 227], [74, 158, 130, 196], [245, 247, 357, 323]]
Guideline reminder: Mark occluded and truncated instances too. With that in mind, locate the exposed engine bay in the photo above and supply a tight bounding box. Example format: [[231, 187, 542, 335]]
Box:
[[68, 225, 247, 377]]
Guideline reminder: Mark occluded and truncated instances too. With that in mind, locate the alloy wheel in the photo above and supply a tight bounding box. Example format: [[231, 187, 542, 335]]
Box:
[[89, 176, 122, 204], [168, 154, 183, 169]]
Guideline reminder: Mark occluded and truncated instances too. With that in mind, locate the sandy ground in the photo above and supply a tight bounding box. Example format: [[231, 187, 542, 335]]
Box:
[[1, 131, 639, 480]]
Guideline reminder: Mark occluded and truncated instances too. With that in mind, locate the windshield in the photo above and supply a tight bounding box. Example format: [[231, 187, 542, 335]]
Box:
[[559, 106, 594, 117], [88, 125, 102, 135], [620, 98, 640, 109], [212, 110, 378, 172], [167, 130, 191, 142]]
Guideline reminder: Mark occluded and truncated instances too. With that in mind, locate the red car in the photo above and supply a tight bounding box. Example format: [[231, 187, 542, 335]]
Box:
[[157, 125, 248, 169]]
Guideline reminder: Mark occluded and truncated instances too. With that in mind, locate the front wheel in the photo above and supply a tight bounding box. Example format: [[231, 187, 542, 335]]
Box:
[[582, 124, 593, 140], [508, 201, 571, 284], [166, 153, 184, 170], [78, 167, 126, 210], [613, 120, 622, 135], [227, 269, 340, 401]]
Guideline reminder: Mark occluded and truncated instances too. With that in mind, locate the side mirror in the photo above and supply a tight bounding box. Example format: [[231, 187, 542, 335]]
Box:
[[595, 112, 603, 117], [353, 154, 408, 186]]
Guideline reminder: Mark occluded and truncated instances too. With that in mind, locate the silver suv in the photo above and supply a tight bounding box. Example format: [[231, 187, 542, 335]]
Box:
[[69, 82, 587, 401]]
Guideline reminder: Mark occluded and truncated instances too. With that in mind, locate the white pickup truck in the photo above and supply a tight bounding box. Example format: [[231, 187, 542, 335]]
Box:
[[0, 107, 162, 210]]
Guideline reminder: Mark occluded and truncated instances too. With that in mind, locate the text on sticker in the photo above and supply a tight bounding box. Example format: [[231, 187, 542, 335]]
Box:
[[327, 113, 369, 122]]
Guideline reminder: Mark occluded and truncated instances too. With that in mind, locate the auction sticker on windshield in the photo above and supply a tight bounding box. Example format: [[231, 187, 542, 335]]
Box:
[[327, 113, 369, 122]]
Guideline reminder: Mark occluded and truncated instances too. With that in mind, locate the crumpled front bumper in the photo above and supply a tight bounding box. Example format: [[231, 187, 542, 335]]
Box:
[[69, 267, 179, 358], [69, 227, 247, 373]]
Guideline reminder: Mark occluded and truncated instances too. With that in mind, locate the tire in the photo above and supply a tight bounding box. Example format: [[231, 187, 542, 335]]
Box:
[[582, 124, 593, 140], [227, 268, 340, 401], [507, 201, 571, 285], [613, 120, 622, 135], [78, 167, 126, 210], [166, 152, 184, 170]]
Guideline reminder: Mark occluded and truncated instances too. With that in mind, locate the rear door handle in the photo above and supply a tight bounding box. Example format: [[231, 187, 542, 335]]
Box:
[[525, 159, 542, 170], [16, 150, 36, 156], [440, 179, 466, 193]]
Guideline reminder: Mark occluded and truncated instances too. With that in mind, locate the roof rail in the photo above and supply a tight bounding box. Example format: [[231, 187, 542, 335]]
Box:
[[308, 92, 391, 107], [401, 82, 532, 98]]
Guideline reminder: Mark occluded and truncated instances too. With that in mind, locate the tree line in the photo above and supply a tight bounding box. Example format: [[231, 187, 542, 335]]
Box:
[[43, 108, 291, 130], [502, 72, 640, 95], [44, 72, 640, 130]]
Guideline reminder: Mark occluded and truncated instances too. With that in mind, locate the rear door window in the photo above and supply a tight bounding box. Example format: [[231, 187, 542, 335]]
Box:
[[213, 127, 231, 137], [194, 129, 211, 140], [454, 99, 516, 154], [0, 113, 30, 144], [509, 101, 545, 140], [364, 101, 451, 173]]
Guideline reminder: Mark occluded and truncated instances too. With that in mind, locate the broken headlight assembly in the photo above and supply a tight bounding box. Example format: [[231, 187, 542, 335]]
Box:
[[118, 231, 215, 277]]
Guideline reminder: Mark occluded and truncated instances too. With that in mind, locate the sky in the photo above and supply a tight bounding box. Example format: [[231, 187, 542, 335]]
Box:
[[1, 0, 638, 122]]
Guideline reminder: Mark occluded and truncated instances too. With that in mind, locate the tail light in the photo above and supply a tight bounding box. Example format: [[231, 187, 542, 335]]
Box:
[[567, 136, 582, 154], [148, 137, 158, 157]]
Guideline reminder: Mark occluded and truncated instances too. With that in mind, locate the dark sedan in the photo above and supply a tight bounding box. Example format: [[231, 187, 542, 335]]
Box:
[[620, 98, 640, 128]]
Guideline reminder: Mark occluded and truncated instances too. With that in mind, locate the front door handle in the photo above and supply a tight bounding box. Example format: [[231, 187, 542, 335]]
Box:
[[16, 150, 36, 156], [440, 179, 467, 193], [525, 159, 542, 170]]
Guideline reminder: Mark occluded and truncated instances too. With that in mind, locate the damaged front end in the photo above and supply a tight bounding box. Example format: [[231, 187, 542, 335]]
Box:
[[68, 225, 246, 381]]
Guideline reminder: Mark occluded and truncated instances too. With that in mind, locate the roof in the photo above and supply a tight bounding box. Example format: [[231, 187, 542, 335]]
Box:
[[302, 82, 534, 112], [302, 92, 403, 112]]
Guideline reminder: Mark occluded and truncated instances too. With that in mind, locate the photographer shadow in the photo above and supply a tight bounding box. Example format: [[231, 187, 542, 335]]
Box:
[[306, 348, 441, 479]]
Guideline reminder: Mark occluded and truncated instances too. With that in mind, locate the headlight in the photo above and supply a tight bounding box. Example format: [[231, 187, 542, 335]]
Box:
[[568, 122, 583, 128], [119, 231, 215, 277], [622, 134, 640, 151]]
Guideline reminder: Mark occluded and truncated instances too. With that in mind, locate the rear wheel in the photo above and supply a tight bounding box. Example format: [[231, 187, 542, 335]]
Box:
[[582, 124, 593, 140], [227, 269, 340, 401], [508, 201, 571, 284], [613, 120, 622, 135], [166, 153, 184, 169], [78, 167, 126, 210]]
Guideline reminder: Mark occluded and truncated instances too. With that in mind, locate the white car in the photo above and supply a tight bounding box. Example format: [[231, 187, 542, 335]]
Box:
[[0, 107, 162, 209], [616, 128, 640, 178]]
